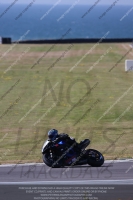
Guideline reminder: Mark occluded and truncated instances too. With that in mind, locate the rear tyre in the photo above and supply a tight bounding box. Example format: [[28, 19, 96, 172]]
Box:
[[42, 154, 62, 168], [87, 149, 104, 167]]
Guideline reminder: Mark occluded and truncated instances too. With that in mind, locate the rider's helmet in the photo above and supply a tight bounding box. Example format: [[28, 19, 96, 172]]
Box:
[[48, 129, 58, 141]]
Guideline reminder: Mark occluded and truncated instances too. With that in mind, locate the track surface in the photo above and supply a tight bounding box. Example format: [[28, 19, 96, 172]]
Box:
[[0, 160, 133, 182]]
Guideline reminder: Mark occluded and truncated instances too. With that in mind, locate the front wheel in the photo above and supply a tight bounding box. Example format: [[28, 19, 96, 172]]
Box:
[[87, 149, 104, 167], [42, 153, 62, 168]]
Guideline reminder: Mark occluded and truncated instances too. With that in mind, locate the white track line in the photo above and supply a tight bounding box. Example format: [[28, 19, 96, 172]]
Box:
[[0, 179, 133, 185], [0, 159, 133, 167], [0, 163, 44, 167], [105, 159, 133, 163]]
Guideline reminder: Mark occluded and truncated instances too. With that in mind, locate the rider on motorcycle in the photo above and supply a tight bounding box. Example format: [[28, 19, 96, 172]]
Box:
[[47, 129, 76, 145], [43, 129, 79, 164], [42, 129, 104, 167]]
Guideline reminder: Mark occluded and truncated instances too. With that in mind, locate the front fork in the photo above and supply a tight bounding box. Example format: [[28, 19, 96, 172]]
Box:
[[50, 150, 53, 158]]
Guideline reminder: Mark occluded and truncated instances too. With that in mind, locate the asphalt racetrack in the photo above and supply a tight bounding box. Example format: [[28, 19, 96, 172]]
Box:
[[0, 159, 133, 183]]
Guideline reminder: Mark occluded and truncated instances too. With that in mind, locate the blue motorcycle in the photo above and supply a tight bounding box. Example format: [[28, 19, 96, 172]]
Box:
[[42, 138, 104, 168]]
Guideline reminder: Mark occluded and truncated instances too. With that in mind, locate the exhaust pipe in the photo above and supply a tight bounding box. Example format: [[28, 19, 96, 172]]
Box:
[[76, 159, 88, 165]]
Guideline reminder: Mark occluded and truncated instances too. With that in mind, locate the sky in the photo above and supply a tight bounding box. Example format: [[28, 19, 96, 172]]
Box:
[[0, 0, 133, 5]]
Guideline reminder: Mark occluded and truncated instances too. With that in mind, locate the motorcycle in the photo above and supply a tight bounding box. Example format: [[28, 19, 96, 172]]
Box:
[[42, 138, 104, 168]]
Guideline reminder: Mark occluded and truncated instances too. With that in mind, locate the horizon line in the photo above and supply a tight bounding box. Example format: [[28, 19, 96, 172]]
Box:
[[0, 3, 133, 5]]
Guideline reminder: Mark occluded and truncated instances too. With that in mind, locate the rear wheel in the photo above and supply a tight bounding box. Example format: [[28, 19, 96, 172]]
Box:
[[87, 149, 104, 167], [42, 153, 62, 168]]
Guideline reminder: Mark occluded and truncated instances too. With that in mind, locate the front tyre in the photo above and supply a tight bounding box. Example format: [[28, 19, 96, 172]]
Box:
[[42, 153, 62, 168], [87, 149, 104, 167]]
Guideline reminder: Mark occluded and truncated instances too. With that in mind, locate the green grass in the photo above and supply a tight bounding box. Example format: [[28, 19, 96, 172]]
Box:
[[0, 43, 133, 164]]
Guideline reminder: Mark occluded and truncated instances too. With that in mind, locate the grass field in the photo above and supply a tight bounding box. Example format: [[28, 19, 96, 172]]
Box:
[[0, 42, 133, 164]]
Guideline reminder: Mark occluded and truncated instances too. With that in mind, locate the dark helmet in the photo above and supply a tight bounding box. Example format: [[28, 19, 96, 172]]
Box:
[[48, 129, 58, 141]]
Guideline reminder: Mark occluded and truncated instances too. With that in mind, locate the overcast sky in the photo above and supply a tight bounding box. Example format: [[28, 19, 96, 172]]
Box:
[[0, 0, 133, 5]]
